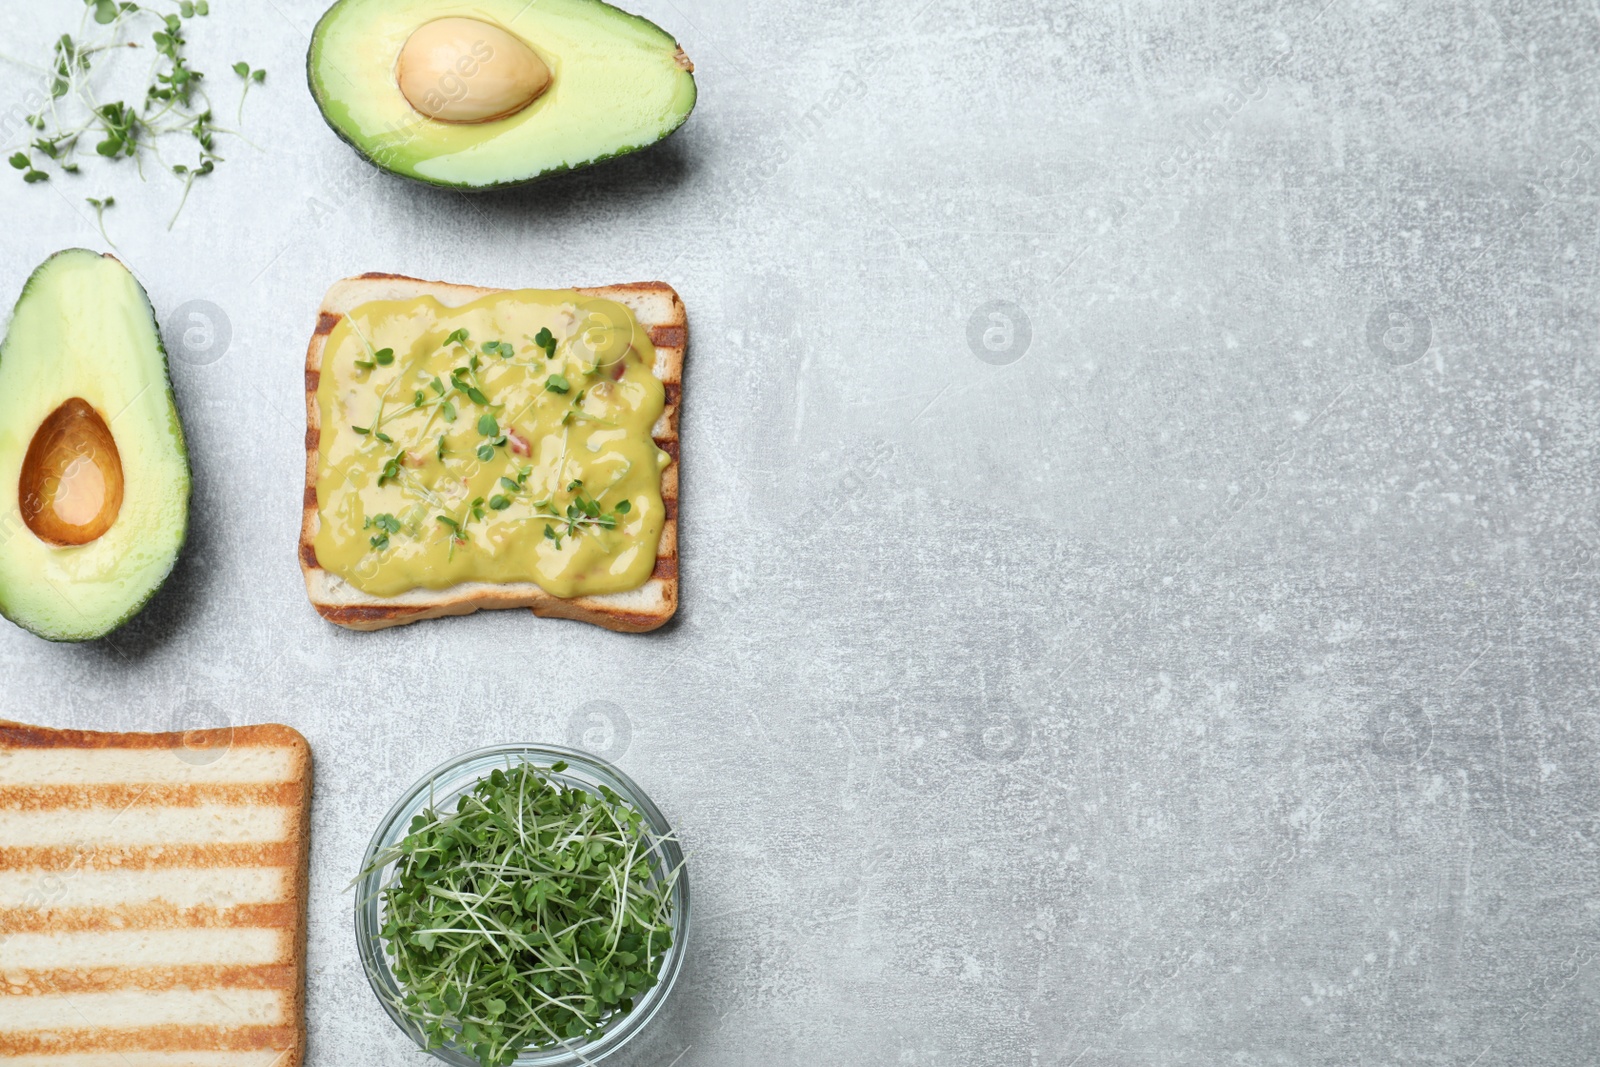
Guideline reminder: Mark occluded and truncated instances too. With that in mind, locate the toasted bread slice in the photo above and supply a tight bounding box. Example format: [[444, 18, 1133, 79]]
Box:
[[0, 720, 313, 1067], [300, 273, 683, 633]]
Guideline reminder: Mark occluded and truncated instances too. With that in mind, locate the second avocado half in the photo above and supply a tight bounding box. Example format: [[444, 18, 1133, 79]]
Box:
[[0, 251, 190, 643], [308, 0, 697, 189]]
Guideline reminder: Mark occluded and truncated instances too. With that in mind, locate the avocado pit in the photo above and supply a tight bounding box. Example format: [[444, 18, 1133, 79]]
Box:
[[19, 398, 125, 547], [397, 17, 551, 124]]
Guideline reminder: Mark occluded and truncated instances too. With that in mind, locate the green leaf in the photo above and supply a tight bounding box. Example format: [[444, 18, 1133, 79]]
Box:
[[546, 374, 570, 394], [467, 387, 489, 406], [489, 495, 510, 510], [441, 400, 456, 422], [233, 61, 249, 77], [8, 154, 28, 170], [377, 454, 403, 487], [477, 443, 494, 462], [443, 327, 470, 347], [616, 500, 632, 514], [94, 0, 119, 24], [477, 414, 498, 436], [374, 347, 394, 365]]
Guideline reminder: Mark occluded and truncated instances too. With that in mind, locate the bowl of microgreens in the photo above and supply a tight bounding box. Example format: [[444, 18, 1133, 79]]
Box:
[[354, 744, 688, 1067]]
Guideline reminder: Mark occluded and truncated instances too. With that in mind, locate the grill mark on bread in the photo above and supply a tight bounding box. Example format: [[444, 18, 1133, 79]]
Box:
[[304, 426, 319, 452], [651, 557, 678, 579], [0, 723, 303, 752], [532, 603, 657, 630], [649, 324, 686, 349], [299, 542, 319, 569], [303, 369, 319, 393], [2, 964, 295, 995], [598, 281, 670, 292], [0, 1025, 299, 1055], [0, 842, 301, 871], [0, 783, 302, 811], [0, 902, 296, 933], [302, 486, 317, 508], [0, 1048, 293, 1067], [318, 604, 424, 625], [312, 313, 340, 337]]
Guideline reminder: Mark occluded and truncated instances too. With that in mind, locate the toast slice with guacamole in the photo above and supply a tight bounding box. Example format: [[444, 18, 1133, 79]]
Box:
[[300, 273, 682, 633], [0, 719, 313, 1066]]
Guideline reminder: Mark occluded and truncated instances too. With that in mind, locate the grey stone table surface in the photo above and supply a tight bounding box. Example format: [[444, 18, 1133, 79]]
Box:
[[1, 0, 1597, 1064]]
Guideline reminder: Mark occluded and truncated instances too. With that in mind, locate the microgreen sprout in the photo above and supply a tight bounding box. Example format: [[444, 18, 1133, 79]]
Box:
[[534, 327, 558, 359], [86, 195, 115, 243], [231, 60, 264, 123], [358, 762, 680, 1067], [364, 512, 401, 551], [377, 452, 404, 487]]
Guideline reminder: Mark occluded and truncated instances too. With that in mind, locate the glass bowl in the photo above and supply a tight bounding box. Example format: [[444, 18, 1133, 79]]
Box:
[[354, 743, 690, 1067]]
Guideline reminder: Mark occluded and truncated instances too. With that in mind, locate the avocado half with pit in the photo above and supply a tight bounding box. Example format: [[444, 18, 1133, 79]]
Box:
[[308, 0, 697, 189], [0, 250, 190, 642]]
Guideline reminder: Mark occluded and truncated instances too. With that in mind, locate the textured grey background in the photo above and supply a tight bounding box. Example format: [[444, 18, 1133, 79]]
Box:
[[1, 0, 1598, 1064]]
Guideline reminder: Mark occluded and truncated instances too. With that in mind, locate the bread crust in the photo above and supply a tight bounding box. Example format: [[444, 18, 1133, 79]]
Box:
[[0, 720, 314, 1067], [300, 273, 683, 633]]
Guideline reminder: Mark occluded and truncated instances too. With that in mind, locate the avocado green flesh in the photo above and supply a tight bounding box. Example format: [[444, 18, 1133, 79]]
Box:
[[0, 250, 190, 642], [308, 0, 697, 189]]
